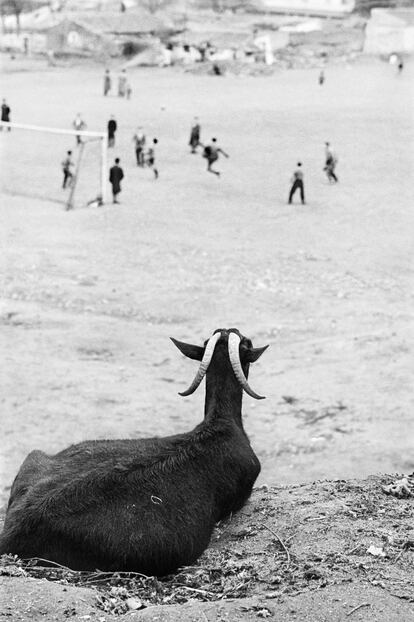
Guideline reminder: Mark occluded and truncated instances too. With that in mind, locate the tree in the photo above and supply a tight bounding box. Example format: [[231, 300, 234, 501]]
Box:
[[0, 0, 46, 34]]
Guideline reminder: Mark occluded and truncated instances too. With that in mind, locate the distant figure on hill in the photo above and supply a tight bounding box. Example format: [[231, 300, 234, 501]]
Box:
[[398, 58, 404, 74], [324, 142, 338, 183], [107, 115, 117, 148], [73, 113, 86, 145], [1, 98, 11, 130], [146, 138, 159, 180], [212, 63, 223, 76], [61, 150, 74, 189], [118, 69, 127, 97], [109, 157, 124, 204], [103, 69, 112, 96], [132, 127, 146, 166], [189, 117, 201, 153], [202, 138, 229, 177], [319, 70, 325, 85], [126, 81, 132, 100], [288, 162, 305, 205]]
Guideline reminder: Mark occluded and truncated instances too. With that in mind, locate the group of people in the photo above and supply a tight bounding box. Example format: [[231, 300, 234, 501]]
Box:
[[288, 142, 339, 205], [64, 112, 339, 206], [104, 69, 132, 99]]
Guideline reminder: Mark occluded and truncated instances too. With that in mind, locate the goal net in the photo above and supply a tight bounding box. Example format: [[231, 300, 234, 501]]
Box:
[[0, 122, 107, 209]]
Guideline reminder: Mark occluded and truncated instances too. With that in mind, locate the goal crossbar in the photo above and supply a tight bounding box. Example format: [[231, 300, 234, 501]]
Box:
[[0, 121, 108, 204]]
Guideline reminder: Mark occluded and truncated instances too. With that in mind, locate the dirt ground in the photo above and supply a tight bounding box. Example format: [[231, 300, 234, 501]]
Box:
[[0, 56, 413, 620], [1, 476, 414, 620]]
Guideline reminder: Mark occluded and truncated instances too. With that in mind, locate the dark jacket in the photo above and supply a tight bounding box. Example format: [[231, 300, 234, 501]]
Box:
[[108, 119, 117, 136], [1, 104, 10, 122], [109, 165, 124, 193]]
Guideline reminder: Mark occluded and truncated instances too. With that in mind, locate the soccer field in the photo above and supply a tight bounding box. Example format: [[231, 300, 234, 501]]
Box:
[[0, 59, 413, 501]]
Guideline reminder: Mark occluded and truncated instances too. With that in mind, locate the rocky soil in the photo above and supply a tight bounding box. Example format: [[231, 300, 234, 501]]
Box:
[[1, 476, 413, 621]]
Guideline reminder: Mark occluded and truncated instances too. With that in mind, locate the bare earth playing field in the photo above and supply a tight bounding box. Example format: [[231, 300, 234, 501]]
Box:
[[0, 57, 414, 621], [1, 59, 413, 503]]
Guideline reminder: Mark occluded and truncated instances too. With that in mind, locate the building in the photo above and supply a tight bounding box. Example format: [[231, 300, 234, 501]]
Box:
[[45, 11, 177, 56], [364, 8, 414, 54], [257, 0, 356, 18]]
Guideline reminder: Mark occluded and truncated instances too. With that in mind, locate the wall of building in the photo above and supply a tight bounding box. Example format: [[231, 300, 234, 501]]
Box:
[[46, 21, 107, 55], [364, 9, 414, 54], [259, 0, 356, 17], [364, 22, 414, 53]]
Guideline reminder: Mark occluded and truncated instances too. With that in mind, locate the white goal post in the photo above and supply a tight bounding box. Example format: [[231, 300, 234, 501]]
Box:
[[0, 121, 108, 207]]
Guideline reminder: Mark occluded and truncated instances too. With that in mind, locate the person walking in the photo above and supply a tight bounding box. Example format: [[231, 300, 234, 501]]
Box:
[[189, 117, 201, 153], [324, 142, 338, 183], [103, 69, 112, 96], [109, 158, 124, 204], [1, 99, 11, 131], [288, 162, 305, 205], [107, 115, 117, 148], [146, 138, 159, 179], [61, 150, 74, 189], [132, 127, 146, 166], [202, 137, 229, 177], [73, 113, 86, 145], [318, 70, 325, 85]]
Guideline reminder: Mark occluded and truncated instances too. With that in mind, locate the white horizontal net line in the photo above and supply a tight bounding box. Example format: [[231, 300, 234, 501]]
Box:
[[0, 121, 105, 139]]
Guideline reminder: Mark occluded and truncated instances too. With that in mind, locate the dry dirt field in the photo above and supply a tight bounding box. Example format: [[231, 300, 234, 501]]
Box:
[[0, 55, 414, 621], [1, 57, 413, 501]]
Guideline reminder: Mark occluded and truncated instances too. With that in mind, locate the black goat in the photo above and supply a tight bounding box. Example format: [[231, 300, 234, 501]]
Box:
[[0, 328, 268, 575]]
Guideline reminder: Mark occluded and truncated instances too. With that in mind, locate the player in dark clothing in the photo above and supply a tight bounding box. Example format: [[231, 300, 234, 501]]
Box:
[[1, 99, 11, 131], [324, 142, 338, 183], [61, 150, 74, 189], [288, 162, 305, 205], [318, 70, 325, 85], [202, 138, 229, 177], [146, 138, 159, 179], [109, 158, 124, 204], [107, 116, 117, 148], [189, 117, 201, 153]]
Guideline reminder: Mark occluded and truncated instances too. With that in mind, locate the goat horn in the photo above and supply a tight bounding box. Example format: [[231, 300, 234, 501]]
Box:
[[228, 332, 266, 400], [179, 332, 221, 397]]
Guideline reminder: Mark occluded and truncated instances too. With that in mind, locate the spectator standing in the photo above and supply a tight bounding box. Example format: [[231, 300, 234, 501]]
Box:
[[318, 70, 325, 85], [103, 69, 112, 96], [189, 117, 201, 153], [118, 69, 127, 97], [107, 115, 117, 148], [109, 158, 124, 204], [288, 162, 305, 205], [1, 99, 11, 131]]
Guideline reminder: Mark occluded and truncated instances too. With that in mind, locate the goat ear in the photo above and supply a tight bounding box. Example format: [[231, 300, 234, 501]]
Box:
[[246, 345, 269, 363], [170, 338, 204, 361]]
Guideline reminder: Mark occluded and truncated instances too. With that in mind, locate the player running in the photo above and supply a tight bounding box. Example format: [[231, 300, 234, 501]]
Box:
[[202, 138, 229, 177]]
